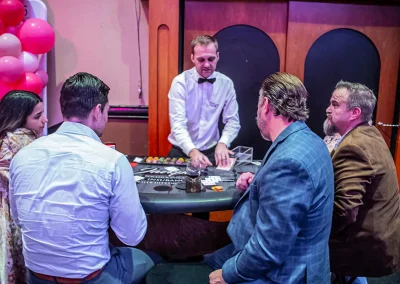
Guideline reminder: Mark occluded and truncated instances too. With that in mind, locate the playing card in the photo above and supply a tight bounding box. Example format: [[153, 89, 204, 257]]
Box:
[[216, 158, 237, 171]]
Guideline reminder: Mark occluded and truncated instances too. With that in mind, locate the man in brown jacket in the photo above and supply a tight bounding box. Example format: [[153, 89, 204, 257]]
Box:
[[325, 80, 400, 281]]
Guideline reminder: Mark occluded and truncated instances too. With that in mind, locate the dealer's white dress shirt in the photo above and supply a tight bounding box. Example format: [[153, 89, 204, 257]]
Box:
[[168, 67, 241, 155]]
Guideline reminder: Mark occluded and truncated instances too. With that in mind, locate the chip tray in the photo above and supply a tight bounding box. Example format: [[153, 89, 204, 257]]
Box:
[[140, 156, 189, 166]]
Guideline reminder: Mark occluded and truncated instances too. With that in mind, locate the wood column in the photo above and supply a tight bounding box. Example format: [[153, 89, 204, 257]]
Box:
[[148, 0, 180, 156], [396, 119, 400, 187]]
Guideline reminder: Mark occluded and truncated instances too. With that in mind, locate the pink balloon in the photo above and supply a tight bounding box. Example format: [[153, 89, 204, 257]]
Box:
[[0, 56, 24, 83], [0, 20, 5, 36], [19, 51, 38, 72], [35, 69, 48, 87], [0, 33, 22, 57], [0, 80, 15, 99], [18, 18, 55, 55], [0, 0, 25, 27], [6, 24, 20, 36], [15, 72, 43, 94]]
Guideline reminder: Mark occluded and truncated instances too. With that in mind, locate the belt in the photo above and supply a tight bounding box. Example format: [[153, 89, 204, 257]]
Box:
[[32, 267, 103, 284]]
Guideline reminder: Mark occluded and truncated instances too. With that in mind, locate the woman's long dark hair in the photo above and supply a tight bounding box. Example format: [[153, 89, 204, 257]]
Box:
[[0, 90, 43, 139]]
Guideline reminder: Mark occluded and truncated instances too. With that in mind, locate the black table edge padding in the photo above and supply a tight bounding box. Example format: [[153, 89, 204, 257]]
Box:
[[139, 191, 242, 214]]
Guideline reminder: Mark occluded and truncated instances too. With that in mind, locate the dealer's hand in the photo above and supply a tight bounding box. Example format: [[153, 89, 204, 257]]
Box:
[[215, 142, 234, 167], [189, 148, 212, 168], [236, 172, 254, 192]]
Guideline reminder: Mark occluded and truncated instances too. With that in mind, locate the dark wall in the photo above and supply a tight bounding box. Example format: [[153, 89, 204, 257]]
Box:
[[304, 28, 380, 138], [197, 27, 382, 159], [215, 25, 280, 160]]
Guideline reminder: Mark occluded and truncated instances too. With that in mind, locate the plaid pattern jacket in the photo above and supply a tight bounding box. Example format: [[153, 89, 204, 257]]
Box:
[[222, 121, 334, 283]]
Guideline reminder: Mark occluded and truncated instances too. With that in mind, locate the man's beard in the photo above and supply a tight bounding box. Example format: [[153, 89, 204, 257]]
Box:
[[256, 115, 271, 141], [323, 118, 338, 136]]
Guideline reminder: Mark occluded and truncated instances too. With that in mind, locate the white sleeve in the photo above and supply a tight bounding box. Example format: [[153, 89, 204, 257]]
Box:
[[109, 156, 147, 246], [219, 81, 240, 147], [168, 78, 196, 155]]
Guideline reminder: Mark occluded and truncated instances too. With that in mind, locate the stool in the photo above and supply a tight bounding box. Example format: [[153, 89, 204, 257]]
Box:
[[145, 262, 213, 284]]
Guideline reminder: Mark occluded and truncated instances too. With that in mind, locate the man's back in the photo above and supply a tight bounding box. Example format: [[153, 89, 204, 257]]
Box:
[[330, 124, 400, 276], [225, 122, 334, 283], [10, 122, 147, 278]]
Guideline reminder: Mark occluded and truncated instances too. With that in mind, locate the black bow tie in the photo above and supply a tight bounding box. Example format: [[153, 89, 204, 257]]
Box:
[[198, 77, 216, 84]]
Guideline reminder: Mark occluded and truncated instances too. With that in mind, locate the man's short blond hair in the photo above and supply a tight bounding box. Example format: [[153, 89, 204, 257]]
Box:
[[191, 35, 218, 54]]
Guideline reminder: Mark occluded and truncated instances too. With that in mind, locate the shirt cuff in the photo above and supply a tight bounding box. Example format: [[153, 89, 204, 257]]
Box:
[[221, 254, 242, 283], [218, 136, 231, 148], [182, 142, 197, 156]]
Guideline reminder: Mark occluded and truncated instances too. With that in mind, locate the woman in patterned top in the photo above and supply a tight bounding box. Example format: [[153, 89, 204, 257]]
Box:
[[0, 91, 47, 284]]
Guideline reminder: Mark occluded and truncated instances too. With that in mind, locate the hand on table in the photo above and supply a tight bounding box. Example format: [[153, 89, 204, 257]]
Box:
[[236, 172, 254, 192], [189, 148, 213, 168], [209, 269, 227, 284], [215, 142, 234, 167]]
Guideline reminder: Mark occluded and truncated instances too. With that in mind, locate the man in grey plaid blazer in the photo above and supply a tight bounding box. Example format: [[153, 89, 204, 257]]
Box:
[[205, 72, 334, 284]]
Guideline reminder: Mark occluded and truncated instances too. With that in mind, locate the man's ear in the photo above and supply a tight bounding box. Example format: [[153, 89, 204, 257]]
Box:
[[263, 97, 270, 115], [191, 54, 195, 64], [93, 104, 102, 121], [350, 107, 362, 121]]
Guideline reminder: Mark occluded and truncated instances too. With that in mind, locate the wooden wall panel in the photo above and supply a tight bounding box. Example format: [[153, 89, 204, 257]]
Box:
[[184, 1, 288, 72], [396, 118, 400, 187], [101, 120, 148, 156], [148, 0, 180, 156], [286, 1, 400, 145]]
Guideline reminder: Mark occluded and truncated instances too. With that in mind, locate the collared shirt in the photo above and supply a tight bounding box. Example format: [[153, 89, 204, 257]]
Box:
[[323, 133, 341, 154], [334, 131, 351, 150], [333, 122, 367, 150], [9, 122, 147, 278], [168, 67, 241, 155]]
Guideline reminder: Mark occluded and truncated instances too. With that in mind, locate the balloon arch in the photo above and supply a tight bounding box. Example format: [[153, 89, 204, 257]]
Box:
[[0, 0, 55, 98]]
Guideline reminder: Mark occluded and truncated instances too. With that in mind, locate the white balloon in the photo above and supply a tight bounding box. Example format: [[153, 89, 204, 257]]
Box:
[[19, 51, 39, 73], [0, 33, 22, 58]]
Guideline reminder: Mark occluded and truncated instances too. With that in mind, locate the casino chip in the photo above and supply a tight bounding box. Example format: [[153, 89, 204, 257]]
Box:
[[211, 186, 223, 192]]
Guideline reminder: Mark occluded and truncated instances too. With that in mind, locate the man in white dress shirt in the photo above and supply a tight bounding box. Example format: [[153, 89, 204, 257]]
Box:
[[168, 35, 241, 167], [9, 72, 155, 284]]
